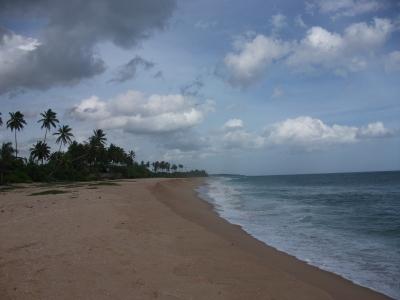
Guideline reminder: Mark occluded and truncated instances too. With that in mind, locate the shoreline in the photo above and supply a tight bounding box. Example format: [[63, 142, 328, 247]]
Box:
[[0, 178, 392, 299], [153, 178, 392, 300], [192, 178, 394, 299]]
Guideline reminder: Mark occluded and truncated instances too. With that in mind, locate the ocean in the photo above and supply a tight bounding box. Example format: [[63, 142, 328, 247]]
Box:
[[197, 171, 400, 299]]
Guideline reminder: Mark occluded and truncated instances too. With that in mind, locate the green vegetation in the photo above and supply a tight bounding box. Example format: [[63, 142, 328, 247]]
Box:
[[29, 189, 68, 196], [0, 110, 207, 185]]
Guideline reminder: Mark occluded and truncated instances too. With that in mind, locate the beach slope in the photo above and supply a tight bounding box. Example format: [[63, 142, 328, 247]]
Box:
[[0, 179, 390, 299]]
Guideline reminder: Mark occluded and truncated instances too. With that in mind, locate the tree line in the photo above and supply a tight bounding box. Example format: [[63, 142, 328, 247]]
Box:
[[0, 110, 207, 185]]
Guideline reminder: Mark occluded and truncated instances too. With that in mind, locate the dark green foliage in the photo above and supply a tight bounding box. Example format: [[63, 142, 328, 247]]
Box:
[[6, 111, 26, 158], [38, 109, 59, 142], [30, 141, 51, 164], [0, 109, 207, 185], [54, 125, 73, 151]]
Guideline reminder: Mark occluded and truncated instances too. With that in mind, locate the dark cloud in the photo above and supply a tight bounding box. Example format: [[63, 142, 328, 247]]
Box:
[[0, 0, 176, 95], [180, 76, 204, 97], [109, 56, 155, 83], [153, 70, 164, 79], [157, 130, 210, 152]]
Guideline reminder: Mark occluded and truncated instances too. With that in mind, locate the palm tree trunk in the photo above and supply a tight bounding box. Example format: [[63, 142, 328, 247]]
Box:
[[14, 131, 17, 158], [44, 128, 47, 142], [59, 143, 62, 152]]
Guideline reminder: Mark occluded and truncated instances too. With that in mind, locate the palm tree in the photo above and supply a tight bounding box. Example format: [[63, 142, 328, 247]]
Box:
[[54, 125, 74, 151], [128, 150, 135, 161], [171, 164, 178, 172], [38, 109, 59, 142], [89, 129, 107, 167], [30, 141, 50, 165], [6, 111, 27, 158], [0, 142, 14, 184], [89, 129, 107, 148], [0, 112, 3, 127]]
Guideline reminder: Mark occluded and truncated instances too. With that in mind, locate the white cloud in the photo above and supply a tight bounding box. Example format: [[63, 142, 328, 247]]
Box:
[[0, 30, 40, 79], [220, 118, 264, 149], [295, 15, 307, 28], [311, 0, 382, 17], [357, 122, 392, 138], [224, 34, 290, 87], [216, 116, 394, 152], [71, 90, 214, 134], [195, 20, 218, 30], [223, 18, 394, 85], [385, 51, 400, 72], [222, 130, 265, 149], [270, 14, 287, 32], [264, 116, 392, 149], [287, 18, 393, 73], [156, 115, 395, 159], [223, 118, 244, 130]]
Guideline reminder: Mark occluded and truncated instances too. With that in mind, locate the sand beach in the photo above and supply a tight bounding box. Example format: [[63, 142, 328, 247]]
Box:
[[0, 178, 391, 299]]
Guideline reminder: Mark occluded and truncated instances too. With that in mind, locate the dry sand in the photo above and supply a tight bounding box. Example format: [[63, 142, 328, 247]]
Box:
[[0, 178, 391, 300]]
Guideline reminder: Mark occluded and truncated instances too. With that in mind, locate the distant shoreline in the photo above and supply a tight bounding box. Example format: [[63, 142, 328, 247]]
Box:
[[0, 178, 391, 299]]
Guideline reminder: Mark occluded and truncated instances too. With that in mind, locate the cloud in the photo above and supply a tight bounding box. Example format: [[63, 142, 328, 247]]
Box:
[[148, 115, 395, 160], [110, 56, 154, 83], [295, 15, 307, 28], [153, 70, 164, 79], [0, 0, 176, 95], [180, 76, 204, 97], [264, 116, 393, 150], [287, 18, 393, 73], [223, 118, 244, 130], [310, 0, 383, 17], [271, 86, 284, 98], [384, 51, 400, 72], [270, 14, 287, 32], [70, 90, 214, 134], [356, 122, 393, 138], [217, 116, 393, 152], [195, 20, 218, 30], [223, 34, 290, 87], [222, 18, 394, 86]]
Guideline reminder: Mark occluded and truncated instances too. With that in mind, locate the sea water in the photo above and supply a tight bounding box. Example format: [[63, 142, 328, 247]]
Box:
[[198, 171, 400, 299]]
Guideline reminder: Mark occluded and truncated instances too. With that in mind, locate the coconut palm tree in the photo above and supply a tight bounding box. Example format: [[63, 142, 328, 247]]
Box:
[[30, 141, 50, 165], [0, 142, 14, 184], [89, 129, 107, 148], [89, 129, 107, 167], [54, 125, 74, 151], [6, 111, 27, 158], [128, 150, 135, 161], [0, 112, 3, 127], [38, 109, 59, 142]]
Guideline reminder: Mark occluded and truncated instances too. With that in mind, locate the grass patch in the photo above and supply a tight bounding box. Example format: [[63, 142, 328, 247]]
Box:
[[29, 190, 69, 196]]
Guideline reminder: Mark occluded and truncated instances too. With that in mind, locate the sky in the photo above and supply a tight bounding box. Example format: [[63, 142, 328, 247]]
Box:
[[0, 0, 399, 175]]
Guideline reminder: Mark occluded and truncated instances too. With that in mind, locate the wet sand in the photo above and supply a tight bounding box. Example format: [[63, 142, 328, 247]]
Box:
[[0, 178, 391, 299]]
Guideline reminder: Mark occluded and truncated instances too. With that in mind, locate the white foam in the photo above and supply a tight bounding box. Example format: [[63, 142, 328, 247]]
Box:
[[197, 176, 400, 299]]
